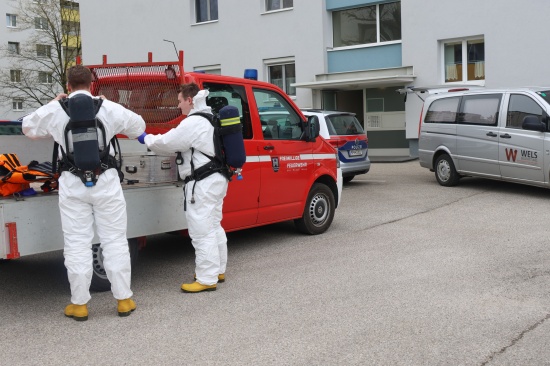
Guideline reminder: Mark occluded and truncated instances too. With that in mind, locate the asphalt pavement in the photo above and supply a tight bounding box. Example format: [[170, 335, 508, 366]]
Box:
[[1, 161, 550, 365]]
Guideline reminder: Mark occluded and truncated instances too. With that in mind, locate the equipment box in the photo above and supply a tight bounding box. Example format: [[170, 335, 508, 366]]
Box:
[[122, 152, 179, 184]]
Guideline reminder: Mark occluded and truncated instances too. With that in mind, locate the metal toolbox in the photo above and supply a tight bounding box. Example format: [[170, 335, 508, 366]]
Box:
[[122, 152, 179, 184]]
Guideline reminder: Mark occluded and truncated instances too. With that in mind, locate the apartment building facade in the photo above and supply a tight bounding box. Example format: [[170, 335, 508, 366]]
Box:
[[79, 0, 410, 156], [77, 0, 550, 157], [401, 0, 550, 155], [1, 0, 32, 118], [1, 0, 81, 120]]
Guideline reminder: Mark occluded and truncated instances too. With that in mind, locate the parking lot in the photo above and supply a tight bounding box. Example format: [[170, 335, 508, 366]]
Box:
[[2, 160, 550, 365]]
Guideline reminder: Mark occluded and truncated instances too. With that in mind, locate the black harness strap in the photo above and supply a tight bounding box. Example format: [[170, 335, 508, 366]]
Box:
[[55, 97, 122, 185]]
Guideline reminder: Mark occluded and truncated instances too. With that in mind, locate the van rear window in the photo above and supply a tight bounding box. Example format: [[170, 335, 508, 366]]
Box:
[[424, 97, 460, 123]]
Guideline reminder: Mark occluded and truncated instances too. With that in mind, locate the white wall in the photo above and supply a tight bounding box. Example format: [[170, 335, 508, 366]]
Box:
[[79, 0, 330, 108], [401, 0, 550, 139]]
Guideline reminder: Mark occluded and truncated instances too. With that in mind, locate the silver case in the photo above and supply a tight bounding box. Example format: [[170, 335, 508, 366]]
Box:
[[122, 152, 179, 183]]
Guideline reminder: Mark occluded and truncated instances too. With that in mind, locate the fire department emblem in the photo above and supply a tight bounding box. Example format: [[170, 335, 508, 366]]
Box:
[[271, 157, 279, 172]]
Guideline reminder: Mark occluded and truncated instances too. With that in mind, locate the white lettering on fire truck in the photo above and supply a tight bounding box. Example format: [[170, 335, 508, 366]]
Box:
[[280, 155, 300, 161]]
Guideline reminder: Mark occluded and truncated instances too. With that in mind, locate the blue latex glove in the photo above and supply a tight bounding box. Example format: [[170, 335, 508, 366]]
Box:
[[137, 132, 147, 144]]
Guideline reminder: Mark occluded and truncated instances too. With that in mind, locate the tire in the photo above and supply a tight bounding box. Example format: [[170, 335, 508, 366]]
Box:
[[90, 238, 139, 292], [294, 183, 336, 235], [343, 175, 355, 183], [434, 154, 460, 187]]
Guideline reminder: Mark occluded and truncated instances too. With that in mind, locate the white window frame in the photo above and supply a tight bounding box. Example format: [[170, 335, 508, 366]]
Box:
[[6, 14, 17, 28], [36, 44, 51, 57], [441, 36, 485, 86], [264, 0, 293, 13], [34, 17, 48, 30], [12, 98, 23, 111], [38, 71, 53, 84], [193, 64, 221, 75], [264, 57, 296, 97], [10, 69, 21, 83], [193, 0, 218, 24], [331, 2, 401, 50], [8, 41, 19, 54]]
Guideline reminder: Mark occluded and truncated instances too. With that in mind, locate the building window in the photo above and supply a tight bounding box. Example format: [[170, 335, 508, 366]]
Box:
[[61, 0, 79, 10], [332, 1, 401, 48], [444, 38, 485, 83], [12, 98, 23, 111], [268, 63, 295, 96], [63, 46, 78, 61], [34, 17, 48, 30], [6, 14, 17, 27], [8, 42, 19, 54], [36, 44, 51, 57], [194, 65, 221, 74], [266, 0, 293, 11], [10, 70, 21, 83], [62, 20, 80, 36], [38, 71, 53, 84], [196, 0, 218, 23]]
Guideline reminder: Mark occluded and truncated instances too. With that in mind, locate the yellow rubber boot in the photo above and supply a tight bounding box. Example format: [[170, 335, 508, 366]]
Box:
[[181, 281, 217, 293], [194, 273, 225, 283], [64, 304, 88, 321], [117, 298, 136, 317]]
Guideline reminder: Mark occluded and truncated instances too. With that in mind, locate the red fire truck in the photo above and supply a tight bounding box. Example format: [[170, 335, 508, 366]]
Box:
[[0, 51, 342, 290]]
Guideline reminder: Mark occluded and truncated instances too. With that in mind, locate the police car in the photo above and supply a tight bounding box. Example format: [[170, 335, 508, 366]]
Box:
[[301, 110, 370, 183]]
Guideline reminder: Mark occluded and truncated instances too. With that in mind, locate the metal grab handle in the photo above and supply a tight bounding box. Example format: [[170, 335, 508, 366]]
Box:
[[125, 165, 138, 174]]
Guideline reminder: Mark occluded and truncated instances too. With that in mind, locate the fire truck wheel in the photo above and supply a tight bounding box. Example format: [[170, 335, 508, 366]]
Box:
[[295, 183, 335, 235], [90, 238, 139, 292]]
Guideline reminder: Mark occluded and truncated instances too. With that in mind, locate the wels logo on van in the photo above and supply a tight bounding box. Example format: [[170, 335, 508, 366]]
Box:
[[505, 148, 538, 163]]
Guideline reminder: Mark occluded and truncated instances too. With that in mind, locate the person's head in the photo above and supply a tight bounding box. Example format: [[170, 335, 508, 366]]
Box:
[[177, 83, 200, 115], [67, 65, 92, 92]]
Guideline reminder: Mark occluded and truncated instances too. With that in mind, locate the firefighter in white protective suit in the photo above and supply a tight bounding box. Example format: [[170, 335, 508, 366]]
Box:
[[138, 82, 229, 293], [22, 65, 146, 321]]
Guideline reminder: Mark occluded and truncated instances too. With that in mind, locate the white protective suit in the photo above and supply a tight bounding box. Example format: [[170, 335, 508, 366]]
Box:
[[144, 90, 228, 286], [23, 90, 146, 305]]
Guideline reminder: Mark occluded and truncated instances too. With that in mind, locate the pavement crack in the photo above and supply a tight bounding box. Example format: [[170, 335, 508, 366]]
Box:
[[366, 191, 486, 229], [480, 312, 550, 365]]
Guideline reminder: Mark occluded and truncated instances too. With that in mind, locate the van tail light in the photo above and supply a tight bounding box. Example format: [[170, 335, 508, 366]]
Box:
[[329, 138, 346, 148], [418, 105, 424, 138]]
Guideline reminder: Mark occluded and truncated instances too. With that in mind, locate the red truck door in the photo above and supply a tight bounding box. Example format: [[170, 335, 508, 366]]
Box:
[[201, 81, 260, 231], [251, 87, 315, 223]]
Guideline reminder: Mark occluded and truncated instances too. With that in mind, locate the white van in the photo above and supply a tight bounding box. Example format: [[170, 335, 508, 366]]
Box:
[[418, 87, 550, 187]]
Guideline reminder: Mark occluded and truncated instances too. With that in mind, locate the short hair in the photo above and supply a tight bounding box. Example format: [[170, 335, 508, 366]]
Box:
[[179, 83, 200, 99], [67, 65, 92, 89]]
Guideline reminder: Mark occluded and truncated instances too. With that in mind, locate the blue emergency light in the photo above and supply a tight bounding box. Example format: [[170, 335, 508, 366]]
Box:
[[244, 69, 258, 80]]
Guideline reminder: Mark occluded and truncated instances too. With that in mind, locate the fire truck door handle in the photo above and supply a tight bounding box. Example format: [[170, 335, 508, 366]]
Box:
[[263, 145, 275, 150], [486, 132, 497, 137], [500, 133, 512, 139]]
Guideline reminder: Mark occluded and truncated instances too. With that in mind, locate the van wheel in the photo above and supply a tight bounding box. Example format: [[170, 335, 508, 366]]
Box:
[[435, 154, 460, 187], [90, 238, 139, 292], [295, 183, 335, 235]]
